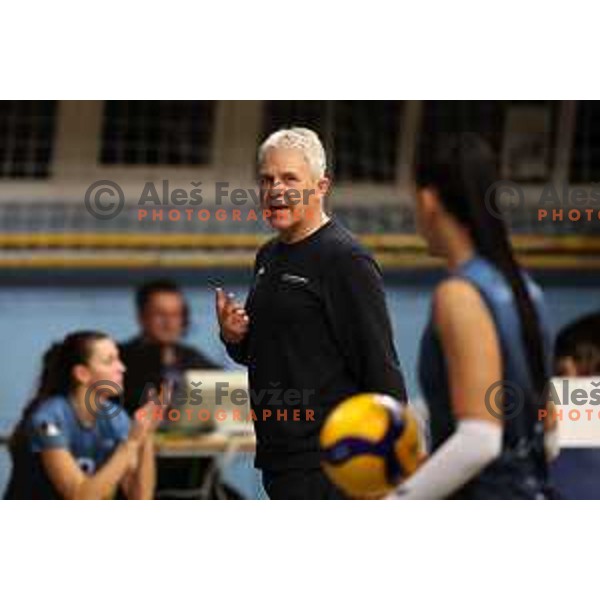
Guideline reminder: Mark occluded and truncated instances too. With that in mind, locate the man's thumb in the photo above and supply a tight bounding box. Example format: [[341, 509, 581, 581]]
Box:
[[215, 288, 227, 313]]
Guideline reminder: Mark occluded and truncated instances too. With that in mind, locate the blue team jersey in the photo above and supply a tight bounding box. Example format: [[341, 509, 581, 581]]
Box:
[[419, 255, 555, 499], [7, 395, 130, 499]]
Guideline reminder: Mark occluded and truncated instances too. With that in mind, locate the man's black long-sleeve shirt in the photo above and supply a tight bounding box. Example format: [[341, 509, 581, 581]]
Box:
[[224, 219, 406, 471]]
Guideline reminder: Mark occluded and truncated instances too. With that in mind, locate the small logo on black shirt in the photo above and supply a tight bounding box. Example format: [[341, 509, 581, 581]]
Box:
[[281, 273, 309, 285]]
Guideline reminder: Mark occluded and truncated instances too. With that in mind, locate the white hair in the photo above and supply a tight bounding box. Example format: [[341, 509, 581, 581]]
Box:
[[258, 127, 327, 178]]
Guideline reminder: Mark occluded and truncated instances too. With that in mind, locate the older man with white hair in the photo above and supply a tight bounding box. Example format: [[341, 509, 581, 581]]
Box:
[[216, 127, 407, 499]]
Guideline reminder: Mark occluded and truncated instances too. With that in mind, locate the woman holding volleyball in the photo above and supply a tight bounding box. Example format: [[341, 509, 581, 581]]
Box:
[[389, 133, 558, 500], [5, 331, 158, 499]]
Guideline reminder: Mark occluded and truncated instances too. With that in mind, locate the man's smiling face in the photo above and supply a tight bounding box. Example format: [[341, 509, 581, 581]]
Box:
[[258, 146, 321, 235]]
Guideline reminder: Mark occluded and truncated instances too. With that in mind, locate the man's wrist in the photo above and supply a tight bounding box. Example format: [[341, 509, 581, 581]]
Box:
[[220, 330, 243, 345]]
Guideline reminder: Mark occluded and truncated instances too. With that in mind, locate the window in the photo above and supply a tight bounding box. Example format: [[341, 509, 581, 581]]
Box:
[[419, 101, 557, 182], [570, 101, 600, 183], [419, 101, 505, 153], [100, 101, 216, 165], [0, 101, 57, 179], [263, 100, 403, 183]]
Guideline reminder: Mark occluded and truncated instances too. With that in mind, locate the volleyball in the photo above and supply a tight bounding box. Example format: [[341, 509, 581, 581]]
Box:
[[320, 393, 422, 498]]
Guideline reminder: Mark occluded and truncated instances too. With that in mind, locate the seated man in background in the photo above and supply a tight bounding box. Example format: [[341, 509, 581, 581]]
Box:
[[120, 279, 220, 416], [550, 310, 600, 499], [120, 279, 240, 498]]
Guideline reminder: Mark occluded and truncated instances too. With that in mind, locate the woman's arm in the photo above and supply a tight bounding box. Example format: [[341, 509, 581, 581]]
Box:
[[120, 397, 163, 499], [40, 439, 139, 500], [389, 278, 504, 499], [121, 436, 156, 500], [435, 278, 504, 422]]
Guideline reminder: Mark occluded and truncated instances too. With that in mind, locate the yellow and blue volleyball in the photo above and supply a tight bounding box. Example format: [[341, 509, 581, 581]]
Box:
[[320, 393, 422, 498]]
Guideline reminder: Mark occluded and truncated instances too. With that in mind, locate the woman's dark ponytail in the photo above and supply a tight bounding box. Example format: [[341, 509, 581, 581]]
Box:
[[416, 133, 548, 402], [9, 331, 109, 452]]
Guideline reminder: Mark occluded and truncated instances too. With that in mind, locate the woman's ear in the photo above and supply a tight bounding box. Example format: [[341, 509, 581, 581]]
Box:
[[416, 185, 440, 236], [72, 364, 91, 387], [420, 186, 441, 217]]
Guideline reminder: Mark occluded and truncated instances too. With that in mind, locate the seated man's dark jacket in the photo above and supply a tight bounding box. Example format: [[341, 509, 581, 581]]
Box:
[[119, 336, 220, 416]]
